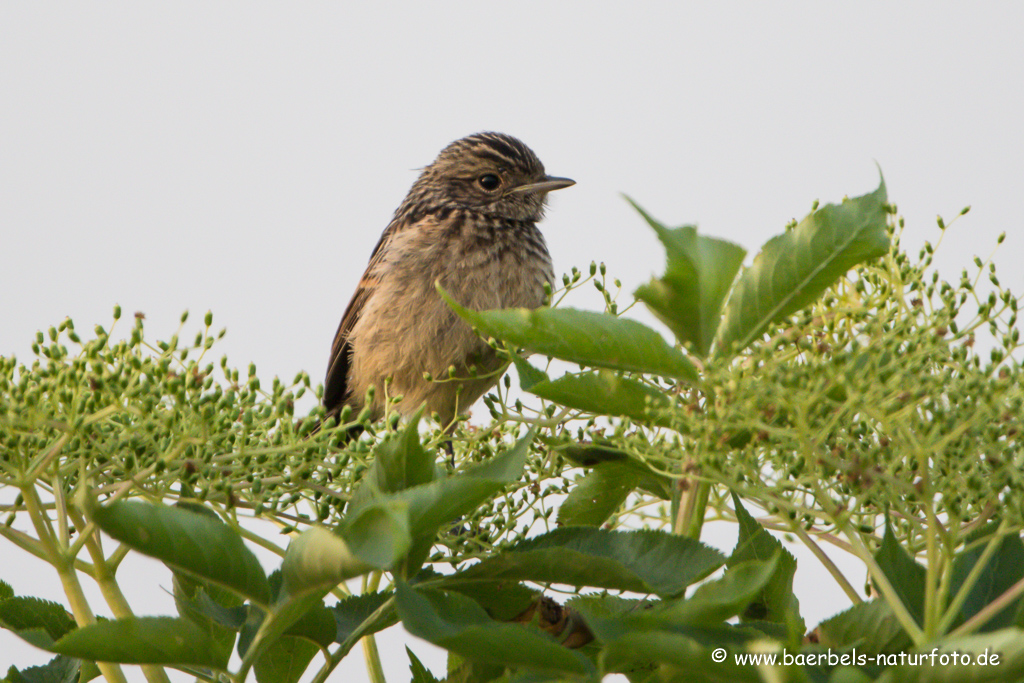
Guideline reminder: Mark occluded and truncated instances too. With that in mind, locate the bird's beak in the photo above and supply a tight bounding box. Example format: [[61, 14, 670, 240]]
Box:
[[509, 176, 576, 195]]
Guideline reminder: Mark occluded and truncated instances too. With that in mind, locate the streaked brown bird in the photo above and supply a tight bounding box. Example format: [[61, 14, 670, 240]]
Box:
[[324, 132, 574, 427]]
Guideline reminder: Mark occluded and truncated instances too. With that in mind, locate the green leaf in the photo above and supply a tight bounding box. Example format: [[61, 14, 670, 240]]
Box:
[[562, 443, 673, 499], [528, 370, 670, 423], [0, 597, 76, 649], [342, 501, 415, 572], [729, 495, 801, 629], [565, 594, 653, 623], [950, 529, 1024, 632], [443, 581, 539, 623], [0, 594, 104, 683], [168, 585, 241, 660], [173, 582, 247, 630], [348, 409, 435, 518], [815, 599, 913, 656], [281, 508, 410, 599], [91, 500, 271, 605], [438, 290, 698, 382], [598, 631, 762, 682], [715, 177, 889, 357], [557, 464, 640, 527], [3, 655, 81, 683], [873, 520, 926, 627], [407, 647, 441, 683], [444, 657, 504, 683], [569, 559, 781, 634], [329, 430, 534, 583], [331, 591, 396, 644], [272, 512, 408, 658], [570, 595, 775, 680], [874, 627, 1024, 683], [392, 430, 532, 544], [170, 543, 248, 659], [628, 198, 747, 357], [511, 355, 548, 392], [394, 584, 595, 677], [562, 442, 630, 466], [169, 501, 249, 630], [51, 616, 231, 668], [443, 527, 725, 598], [664, 555, 781, 626], [239, 601, 338, 675], [235, 571, 333, 674], [287, 431, 531, 594], [252, 635, 319, 683], [279, 602, 335, 649]]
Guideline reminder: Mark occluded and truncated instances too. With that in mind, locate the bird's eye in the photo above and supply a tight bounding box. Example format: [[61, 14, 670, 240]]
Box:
[[477, 174, 501, 191]]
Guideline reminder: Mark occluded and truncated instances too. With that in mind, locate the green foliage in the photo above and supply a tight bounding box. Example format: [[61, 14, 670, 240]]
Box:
[[3, 175, 1023, 683], [91, 499, 272, 605], [525, 369, 671, 424], [730, 495, 801, 630], [437, 296, 699, 382], [713, 178, 891, 356], [439, 527, 725, 597], [395, 584, 596, 678], [629, 197, 747, 357], [52, 617, 232, 668], [816, 600, 913, 656], [948, 525, 1024, 632], [873, 520, 927, 628]]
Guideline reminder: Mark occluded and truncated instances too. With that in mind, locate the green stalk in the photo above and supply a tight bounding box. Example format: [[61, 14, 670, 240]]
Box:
[[22, 484, 128, 683], [923, 495, 940, 639], [937, 520, 1009, 634], [362, 634, 386, 683], [68, 506, 171, 683], [840, 520, 925, 645], [672, 453, 709, 540], [949, 573, 1024, 638], [361, 571, 387, 683], [0, 524, 78, 566], [790, 524, 862, 605], [681, 481, 710, 540]]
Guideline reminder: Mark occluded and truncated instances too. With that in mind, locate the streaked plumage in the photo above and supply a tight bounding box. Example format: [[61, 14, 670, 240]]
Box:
[[324, 132, 573, 426]]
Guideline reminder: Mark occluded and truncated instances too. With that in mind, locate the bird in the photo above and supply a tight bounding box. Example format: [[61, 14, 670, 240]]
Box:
[[323, 132, 574, 429]]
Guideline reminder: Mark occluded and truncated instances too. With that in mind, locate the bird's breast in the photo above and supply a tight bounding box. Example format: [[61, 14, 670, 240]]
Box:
[[441, 216, 553, 312]]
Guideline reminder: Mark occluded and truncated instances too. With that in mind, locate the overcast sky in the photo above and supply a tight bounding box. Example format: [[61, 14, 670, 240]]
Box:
[[3, 3, 1023, 680]]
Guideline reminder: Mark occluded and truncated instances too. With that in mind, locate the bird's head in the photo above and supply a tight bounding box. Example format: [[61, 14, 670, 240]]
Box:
[[414, 132, 574, 222]]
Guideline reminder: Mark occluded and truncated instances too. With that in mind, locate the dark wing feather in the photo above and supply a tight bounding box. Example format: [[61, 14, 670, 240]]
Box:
[[323, 288, 367, 413], [323, 223, 397, 414]]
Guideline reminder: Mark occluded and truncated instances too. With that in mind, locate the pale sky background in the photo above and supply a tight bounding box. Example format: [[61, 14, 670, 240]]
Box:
[[2, 3, 1023, 681]]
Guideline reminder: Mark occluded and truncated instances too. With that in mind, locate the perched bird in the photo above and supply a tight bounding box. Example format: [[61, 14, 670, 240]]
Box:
[[324, 132, 574, 427]]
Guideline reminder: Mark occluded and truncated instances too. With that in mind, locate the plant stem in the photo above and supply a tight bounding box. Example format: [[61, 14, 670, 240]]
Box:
[[790, 524, 862, 605], [22, 484, 128, 683], [362, 634, 386, 683], [68, 506, 171, 683], [757, 519, 854, 554], [26, 433, 69, 482], [840, 521, 925, 645], [948, 573, 1024, 639], [236, 522, 289, 559], [937, 520, 1009, 634], [323, 594, 398, 683], [0, 524, 72, 565], [923, 492, 940, 639], [361, 571, 387, 683], [672, 457, 708, 540]]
